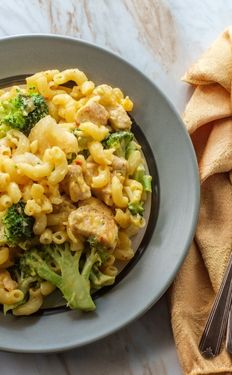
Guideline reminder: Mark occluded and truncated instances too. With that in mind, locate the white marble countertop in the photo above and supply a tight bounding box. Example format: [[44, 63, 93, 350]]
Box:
[[0, 0, 231, 374]]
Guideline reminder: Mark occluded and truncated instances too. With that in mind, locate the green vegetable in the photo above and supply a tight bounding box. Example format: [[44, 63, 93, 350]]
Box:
[[3, 257, 39, 314], [134, 164, 152, 192], [2, 201, 35, 246], [87, 237, 115, 289], [128, 201, 144, 216], [19, 243, 102, 311], [90, 265, 115, 289], [0, 93, 48, 136], [142, 175, 152, 192], [87, 236, 106, 253], [125, 139, 138, 159], [4, 238, 116, 314], [103, 131, 133, 158]]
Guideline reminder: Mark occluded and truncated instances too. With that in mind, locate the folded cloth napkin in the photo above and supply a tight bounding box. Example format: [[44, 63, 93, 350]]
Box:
[[170, 27, 232, 375]]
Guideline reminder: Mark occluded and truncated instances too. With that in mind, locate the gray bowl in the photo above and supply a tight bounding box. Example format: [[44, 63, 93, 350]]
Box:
[[0, 34, 200, 353]]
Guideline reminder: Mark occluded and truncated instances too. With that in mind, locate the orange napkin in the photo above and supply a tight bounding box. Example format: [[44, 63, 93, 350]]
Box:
[[170, 27, 232, 374]]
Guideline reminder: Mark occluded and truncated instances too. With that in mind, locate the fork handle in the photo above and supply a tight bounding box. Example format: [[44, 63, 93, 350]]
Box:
[[199, 254, 232, 358], [226, 304, 232, 353]]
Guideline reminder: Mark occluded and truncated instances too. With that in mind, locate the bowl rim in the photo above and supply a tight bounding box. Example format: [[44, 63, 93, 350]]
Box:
[[0, 33, 200, 352]]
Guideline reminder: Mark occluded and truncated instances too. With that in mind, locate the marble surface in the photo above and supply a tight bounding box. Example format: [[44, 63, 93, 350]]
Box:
[[0, 0, 231, 373]]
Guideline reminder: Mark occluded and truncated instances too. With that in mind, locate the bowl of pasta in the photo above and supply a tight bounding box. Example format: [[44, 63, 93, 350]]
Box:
[[0, 34, 199, 352]]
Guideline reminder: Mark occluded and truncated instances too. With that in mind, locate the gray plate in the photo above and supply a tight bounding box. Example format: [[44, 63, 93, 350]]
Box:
[[0, 34, 200, 353]]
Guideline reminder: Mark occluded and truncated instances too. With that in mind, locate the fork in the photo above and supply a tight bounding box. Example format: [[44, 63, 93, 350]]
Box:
[[199, 253, 232, 358]]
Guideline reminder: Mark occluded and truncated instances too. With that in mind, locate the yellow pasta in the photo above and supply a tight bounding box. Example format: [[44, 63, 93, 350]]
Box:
[[121, 96, 133, 111], [52, 94, 78, 122], [0, 247, 10, 266], [112, 175, 128, 208], [0, 194, 12, 210], [45, 146, 68, 185], [114, 232, 134, 261], [0, 172, 10, 192], [29, 115, 78, 155], [25, 200, 42, 216], [40, 281, 56, 296], [79, 122, 109, 142], [114, 208, 130, 229], [33, 214, 47, 235], [7, 182, 22, 203], [127, 150, 142, 175], [91, 166, 110, 188], [80, 80, 95, 96], [101, 265, 118, 277], [47, 211, 69, 226], [13, 288, 43, 316], [89, 141, 114, 165], [39, 228, 53, 244], [17, 159, 52, 181], [53, 69, 87, 86], [52, 230, 67, 244], [8, 129, 30, 155], [31, 183, 44, 202], [0, 288, 24, 305], [29, 139, 39, 154]]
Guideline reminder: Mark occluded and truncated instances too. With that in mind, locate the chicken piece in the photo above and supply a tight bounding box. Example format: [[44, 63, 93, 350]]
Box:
[[75, 99, 109, 125], [68, 199, 118, 248], [112, 156, 127, 176], [60, 165, 91, 202], [83, 161, 97, 186], [93, 183, 113, 207], [78, 197, 113, 217], [108, 105, 132, 130]]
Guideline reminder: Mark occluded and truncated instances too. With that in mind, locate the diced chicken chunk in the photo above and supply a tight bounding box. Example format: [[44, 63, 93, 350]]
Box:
[[60, 165, 91, 202], [68, 199, 118, 248], [93, 183, 113, 207], [108, 105, 132, 130], [112, 156, 127, 175], [78, 197, 113, 217], [75, 99, 109, 125]]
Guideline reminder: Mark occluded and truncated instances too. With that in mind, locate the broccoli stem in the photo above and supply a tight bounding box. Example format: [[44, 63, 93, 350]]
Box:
[[126, 140, 137, 159], [142, 175, 152, 192], [134, 164, 152, 192], [36, 263, 62, 289], [81, 248, 99, 279], [90, 270, 115, 289], [134, 164, 145, 182]]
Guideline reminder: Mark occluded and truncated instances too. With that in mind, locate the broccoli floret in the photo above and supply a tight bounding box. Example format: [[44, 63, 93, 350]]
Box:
[[87, 236, 106, 252], [134, 164, 152, 192], [3, 256, 39, 314], [0, 93, 48, 136], [103, 131, 133, 158], [22, 243, 100, 311], [90, 265, 115, 289], [2, 201, 35, 247], [128, 201, 144, 216], [87, 237, 115, 289], [125, 139, 138, 159]]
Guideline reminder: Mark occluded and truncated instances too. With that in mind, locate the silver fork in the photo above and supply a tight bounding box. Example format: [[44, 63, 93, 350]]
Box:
[[199, 253, 232, 358]]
